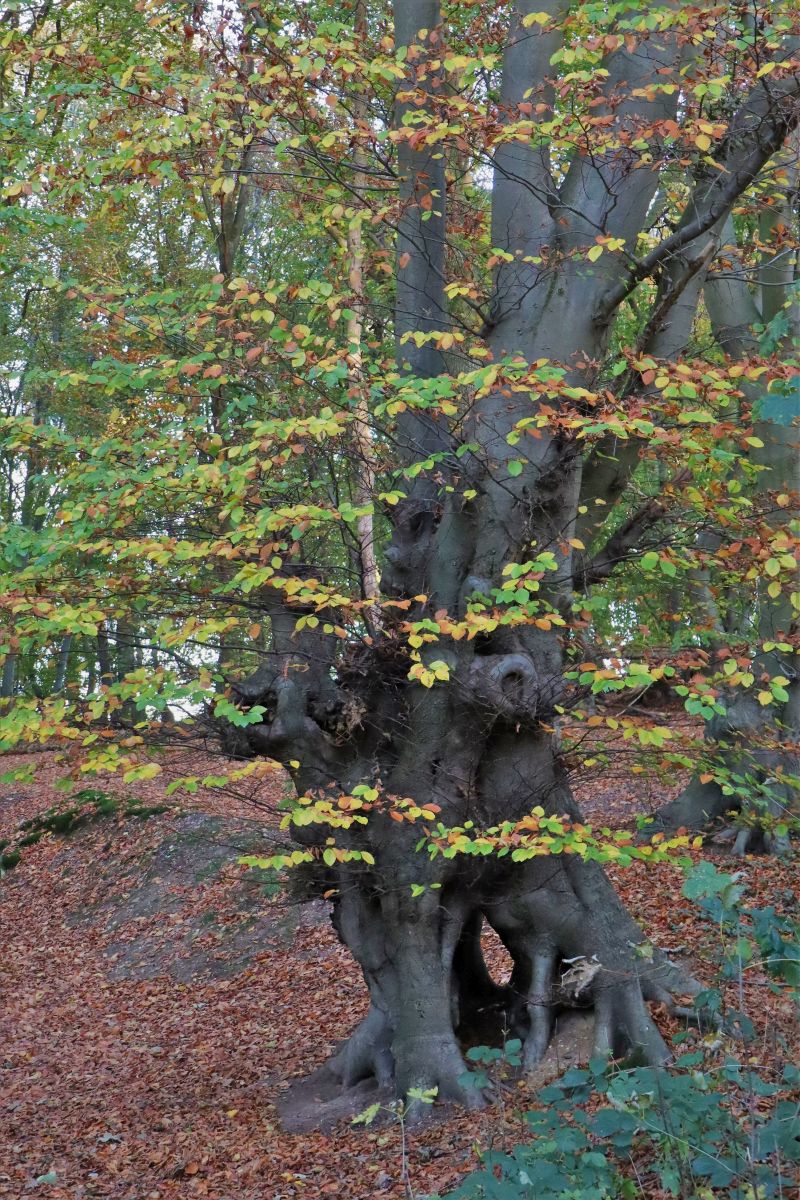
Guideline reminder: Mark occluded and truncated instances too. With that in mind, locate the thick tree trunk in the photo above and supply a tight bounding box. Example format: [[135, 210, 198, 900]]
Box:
[[314, 756, 694, 1108], [242, 642, 698, 1111], [239, 623, 698, 1113]]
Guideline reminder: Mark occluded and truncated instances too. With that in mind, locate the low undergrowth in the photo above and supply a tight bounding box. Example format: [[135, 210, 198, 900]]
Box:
[[440, 1053, 799, 1200], [0, 788, 171, 872], [430, 861, 800, 1200]]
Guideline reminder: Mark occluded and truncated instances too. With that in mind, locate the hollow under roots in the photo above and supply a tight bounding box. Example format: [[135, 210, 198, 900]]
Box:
[[325, 856, 699, 1111]]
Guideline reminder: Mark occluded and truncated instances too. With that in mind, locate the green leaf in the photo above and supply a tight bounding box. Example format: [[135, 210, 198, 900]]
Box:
[[351, 1102, 381, 1125]]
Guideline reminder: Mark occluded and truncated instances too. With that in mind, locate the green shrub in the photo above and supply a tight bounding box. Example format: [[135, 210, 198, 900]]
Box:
[[442, 863, 800, 1200], [0, 789, 172, 875], [123, 802, 169, 819], [444, 1055, 799, 1200]]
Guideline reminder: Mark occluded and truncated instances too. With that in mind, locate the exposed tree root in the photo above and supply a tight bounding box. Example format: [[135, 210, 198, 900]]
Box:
[[650, 777, 732, 835], [300, 856, 702, 1126], [652, 777, 793, 858], [329, 1004, 393, 1088], [482, 857, 697, 1068], [730, 823, 792, 857]]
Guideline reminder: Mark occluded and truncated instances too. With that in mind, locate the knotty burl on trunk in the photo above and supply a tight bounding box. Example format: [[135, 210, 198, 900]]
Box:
[[233, 1, 800, 1105]]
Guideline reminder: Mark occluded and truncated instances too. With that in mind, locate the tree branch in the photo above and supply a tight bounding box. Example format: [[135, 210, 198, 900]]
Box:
[[487, 0, 567, 324], [576, 473, 689, 590], [595, 69, 800, 323], [576, 234, 716, 549]]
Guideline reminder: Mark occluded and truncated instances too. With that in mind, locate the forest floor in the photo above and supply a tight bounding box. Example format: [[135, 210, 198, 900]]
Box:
[[0, 741, 797, 1200]]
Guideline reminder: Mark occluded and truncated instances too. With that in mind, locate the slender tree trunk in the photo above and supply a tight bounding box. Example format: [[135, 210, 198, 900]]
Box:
[[200, 134, 254, 680], [345, 0, 381, 629], [1, 653, 16, 700], [53, 634, 71, 694], [114, 619, 137, 725], [85, 643, 96, 698], [95, 624, 113, 722]]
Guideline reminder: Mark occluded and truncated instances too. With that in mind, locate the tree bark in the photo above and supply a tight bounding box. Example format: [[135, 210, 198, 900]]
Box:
[[1, 653, 16, 700], [52, 634, 71, 695], [345, 0, 381, 629]]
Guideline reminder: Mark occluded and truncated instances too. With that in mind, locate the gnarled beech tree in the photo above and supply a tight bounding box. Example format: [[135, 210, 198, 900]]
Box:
[[229, 1, 800, 1105], [2, 0, 799, 1116]]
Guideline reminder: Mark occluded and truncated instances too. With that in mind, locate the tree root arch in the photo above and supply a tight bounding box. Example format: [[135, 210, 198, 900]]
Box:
[[323, 857, 699, 1114]]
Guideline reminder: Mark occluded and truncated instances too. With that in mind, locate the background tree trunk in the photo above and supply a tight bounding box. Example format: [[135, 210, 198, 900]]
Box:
[[655, 211, 800, 852]]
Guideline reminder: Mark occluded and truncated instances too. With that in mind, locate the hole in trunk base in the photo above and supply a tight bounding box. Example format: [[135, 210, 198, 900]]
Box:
[[481, 922, 513, 986]]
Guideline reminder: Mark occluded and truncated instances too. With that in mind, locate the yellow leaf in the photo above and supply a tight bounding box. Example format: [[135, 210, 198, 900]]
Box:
[[522, 11, 551, 25], [694, 133, 711, 152], [757, 691, 772, 706], [587, 244, 603, 262], [122, 762, 161, 782]]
